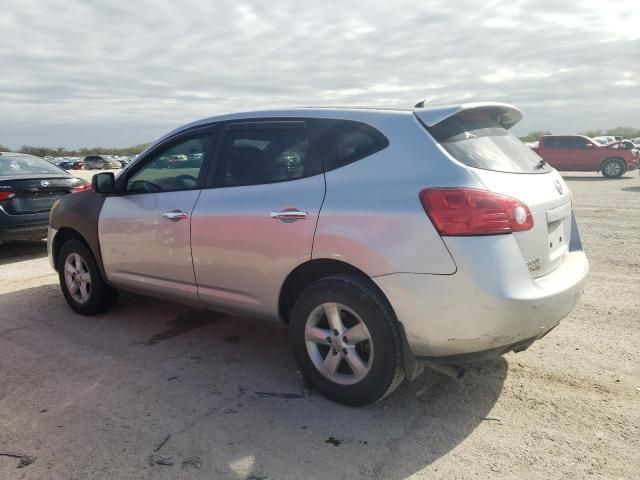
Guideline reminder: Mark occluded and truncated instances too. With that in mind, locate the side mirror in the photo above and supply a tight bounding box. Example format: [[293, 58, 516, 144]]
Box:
[[92, 172, 115, 194], [585, 143, 594, 149]]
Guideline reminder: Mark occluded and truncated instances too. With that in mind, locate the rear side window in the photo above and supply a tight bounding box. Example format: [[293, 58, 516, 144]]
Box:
[[217, 122, 318, 187], [315, 119, 389, 171], [545, 137, 575, 149], [428, 111, 552, 174]]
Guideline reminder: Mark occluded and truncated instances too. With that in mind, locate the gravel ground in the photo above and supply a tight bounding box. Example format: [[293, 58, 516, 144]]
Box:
[[0, 171, 638, 479]]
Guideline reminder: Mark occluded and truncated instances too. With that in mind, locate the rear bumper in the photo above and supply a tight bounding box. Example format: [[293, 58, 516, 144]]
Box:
[[374, 236, 588, 359], [0, 207, 49, 241]]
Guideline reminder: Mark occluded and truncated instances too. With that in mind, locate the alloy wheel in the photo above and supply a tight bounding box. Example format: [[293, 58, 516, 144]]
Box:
[[64, 253, 92, 304], [604, 161, 622, 177], [304, 302, 374, 385]]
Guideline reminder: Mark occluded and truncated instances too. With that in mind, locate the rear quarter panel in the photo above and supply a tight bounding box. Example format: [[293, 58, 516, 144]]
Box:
[[312, 113, 481, 276]]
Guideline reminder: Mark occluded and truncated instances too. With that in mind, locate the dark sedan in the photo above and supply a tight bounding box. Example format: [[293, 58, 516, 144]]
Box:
[[0, 152, 91, 242]]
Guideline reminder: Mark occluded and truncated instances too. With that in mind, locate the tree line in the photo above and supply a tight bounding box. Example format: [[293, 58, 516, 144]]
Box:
[[0, 143, 150, 157], [518, 126, 640, 143]]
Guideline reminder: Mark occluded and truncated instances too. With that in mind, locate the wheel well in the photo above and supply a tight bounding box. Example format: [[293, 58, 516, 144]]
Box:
[[52, 228, 86, 271], [279, 259, 386, 324]]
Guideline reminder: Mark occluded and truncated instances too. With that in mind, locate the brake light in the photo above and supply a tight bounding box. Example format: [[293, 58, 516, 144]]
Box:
[[0, 191, 15, 201], [72, 184, 93, 193], [419, 188, 534, 236]]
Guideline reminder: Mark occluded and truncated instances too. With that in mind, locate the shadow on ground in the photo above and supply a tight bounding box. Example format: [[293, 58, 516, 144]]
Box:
[[0, 240, 47, 266], [0, 284, 507, 479], [621, 186, 640, 192], [560, 175, 632, 182]]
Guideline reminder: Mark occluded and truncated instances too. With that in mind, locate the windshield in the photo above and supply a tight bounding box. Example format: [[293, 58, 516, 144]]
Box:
[[0, 155, 67, 176], [428, 111, 552, 174]]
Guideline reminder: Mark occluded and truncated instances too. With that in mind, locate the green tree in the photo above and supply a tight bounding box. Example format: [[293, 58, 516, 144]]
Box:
[[519, 130, 552, 142], [15, 143, 150, 157], [580, 127, 640, 139]]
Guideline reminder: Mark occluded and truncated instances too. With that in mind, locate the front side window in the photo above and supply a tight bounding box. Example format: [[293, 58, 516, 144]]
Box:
[[218, 123, 315, 187], [126, 135, 211, 193], [429, 111, 552, 173], [573, 137, 591, 149]]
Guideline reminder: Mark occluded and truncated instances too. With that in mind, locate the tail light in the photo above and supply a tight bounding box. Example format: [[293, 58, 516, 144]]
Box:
[[419, 188, 534, 236], [72, 184, 93, 193], [0, 191, 15, 201]]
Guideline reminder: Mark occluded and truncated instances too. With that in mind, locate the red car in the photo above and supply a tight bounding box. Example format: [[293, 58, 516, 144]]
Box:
[[535, 135, 639, 178]]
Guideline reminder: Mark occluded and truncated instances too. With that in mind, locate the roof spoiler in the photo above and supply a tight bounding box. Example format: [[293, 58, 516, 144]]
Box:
[[413, 102, 523, 130]]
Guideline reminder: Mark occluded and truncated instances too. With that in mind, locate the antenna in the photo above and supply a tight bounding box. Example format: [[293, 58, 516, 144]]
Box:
[[414, 99, 426, 108]]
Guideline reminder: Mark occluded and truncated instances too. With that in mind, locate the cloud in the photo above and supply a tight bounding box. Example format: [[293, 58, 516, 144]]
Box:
[[0, 0, 639, 148]]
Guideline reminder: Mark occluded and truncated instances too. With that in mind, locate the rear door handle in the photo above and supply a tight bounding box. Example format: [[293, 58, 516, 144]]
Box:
[[270, 209, 308, 220], [162, 210, 188, 221]]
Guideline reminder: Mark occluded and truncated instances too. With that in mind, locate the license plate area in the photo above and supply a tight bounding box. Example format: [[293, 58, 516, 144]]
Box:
[[547, 218, 566, 255], [546, 202, 571, 262], [9, 191, 67, 214]]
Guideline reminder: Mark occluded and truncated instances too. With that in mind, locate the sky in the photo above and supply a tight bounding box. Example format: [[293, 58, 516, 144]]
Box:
[[1, 0, 638, 149]]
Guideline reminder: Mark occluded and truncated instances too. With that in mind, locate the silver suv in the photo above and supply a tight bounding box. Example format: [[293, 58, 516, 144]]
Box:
[[82, 155, 121, 170], [48, 103, 589, 406]]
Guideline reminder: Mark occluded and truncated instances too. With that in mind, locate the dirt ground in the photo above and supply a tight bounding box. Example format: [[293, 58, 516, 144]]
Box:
[[0, 171, 638, 479]]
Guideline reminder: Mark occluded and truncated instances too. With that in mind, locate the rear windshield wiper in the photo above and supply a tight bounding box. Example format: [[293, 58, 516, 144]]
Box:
[[535, 159, 546, 169]]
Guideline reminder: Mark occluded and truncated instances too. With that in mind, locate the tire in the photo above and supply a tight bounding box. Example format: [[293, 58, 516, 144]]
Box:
[[289, 274, 405, 406], [601, 158, 626, 178], [57, 238, 118, 315]]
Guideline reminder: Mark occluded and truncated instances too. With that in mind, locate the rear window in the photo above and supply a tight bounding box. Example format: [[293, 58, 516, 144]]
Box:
[[428, 111, 552, 174], [0, 155, 66, 175]]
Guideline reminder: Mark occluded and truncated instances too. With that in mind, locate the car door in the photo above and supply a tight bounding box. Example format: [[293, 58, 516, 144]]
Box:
[[544, 137, 571, 170], [98, 128, 217, 303], [572, 137, 595, 170], [190, 119, 325, 320]]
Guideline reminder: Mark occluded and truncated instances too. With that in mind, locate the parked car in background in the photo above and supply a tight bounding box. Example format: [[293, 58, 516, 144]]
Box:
[[0, 152, 90, 242], [82, 155, 121, 170], [49, 157, 75, 170], [48, 102, 589, 406], [535, 135, 639, 178], [618, 140, 636, 151]]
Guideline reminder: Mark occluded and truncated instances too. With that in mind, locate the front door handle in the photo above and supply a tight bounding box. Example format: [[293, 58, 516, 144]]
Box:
[[162, 210, 188, 221], [270, 209, 308, 220]]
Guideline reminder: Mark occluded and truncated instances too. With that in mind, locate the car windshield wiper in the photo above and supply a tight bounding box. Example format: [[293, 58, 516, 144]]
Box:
[[535, 159, 546, 169]]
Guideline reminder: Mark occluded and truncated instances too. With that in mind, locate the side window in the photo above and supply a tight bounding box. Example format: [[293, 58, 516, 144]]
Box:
[[315, 119, 389, 171], [573, 138, 590, 149], [126, 135, 211, 193], [546, 137, 570, 149], [218, 122, 316, 187]]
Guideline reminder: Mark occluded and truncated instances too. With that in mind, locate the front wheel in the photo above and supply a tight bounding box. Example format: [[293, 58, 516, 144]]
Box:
[[57, 238, 118, 315], [289, 274, 404, 406], [601, 158, 626, 178]]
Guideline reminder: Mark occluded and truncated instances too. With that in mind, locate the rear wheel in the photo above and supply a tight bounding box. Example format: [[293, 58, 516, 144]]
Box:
[[289, 274, 404, 406], [601, 158, 625, 178], [57, 238, 118, 315]]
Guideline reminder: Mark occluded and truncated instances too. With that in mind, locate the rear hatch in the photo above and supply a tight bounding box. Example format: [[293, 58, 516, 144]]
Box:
[[415, 103, 572, 278]]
